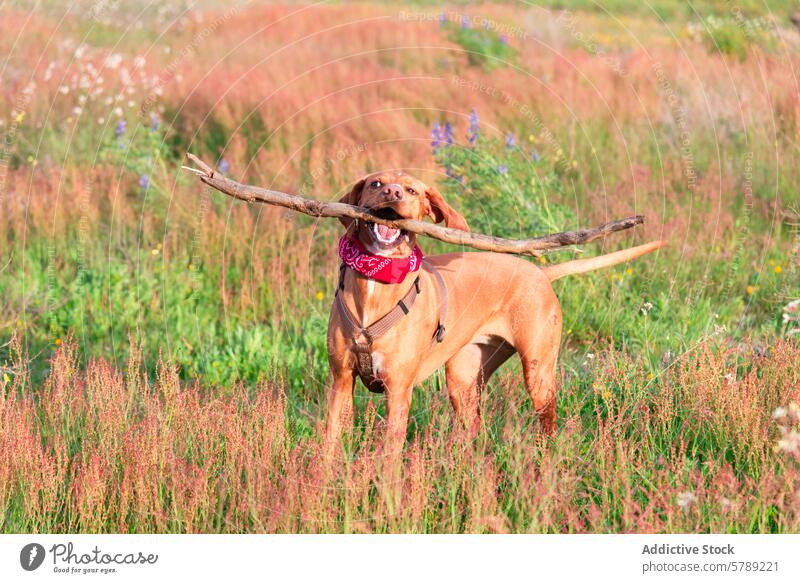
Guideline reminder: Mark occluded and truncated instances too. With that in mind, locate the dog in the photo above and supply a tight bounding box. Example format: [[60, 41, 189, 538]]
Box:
[[325, 171, 664, 452]]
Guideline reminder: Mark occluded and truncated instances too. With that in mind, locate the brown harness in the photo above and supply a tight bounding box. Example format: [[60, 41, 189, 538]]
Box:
[[335, 260, 448, 393]]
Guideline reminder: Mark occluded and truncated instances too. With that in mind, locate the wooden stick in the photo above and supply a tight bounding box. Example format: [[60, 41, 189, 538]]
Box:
[[183, 153, 645, 257]]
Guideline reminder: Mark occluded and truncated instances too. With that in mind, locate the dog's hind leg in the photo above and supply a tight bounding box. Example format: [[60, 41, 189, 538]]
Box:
[[516, 307, 561, 435], [445, 338, 514, 436]]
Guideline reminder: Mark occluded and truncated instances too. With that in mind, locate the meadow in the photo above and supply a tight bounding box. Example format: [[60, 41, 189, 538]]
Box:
[[1, 1, 799, 533]]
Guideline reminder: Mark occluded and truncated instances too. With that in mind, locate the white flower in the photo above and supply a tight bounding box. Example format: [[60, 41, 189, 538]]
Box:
[[58, 85, 69, 95], [104, 53, 122, 69], [133, 55, 146, 68], [724, 372, 735, 382], [97, 117, 105, 124], [677, 491, 697, 511], [72, 106, 82, 115], [773, 407, 788, 420], [113, 107, 123, 117], [74, 44, 87, 59]]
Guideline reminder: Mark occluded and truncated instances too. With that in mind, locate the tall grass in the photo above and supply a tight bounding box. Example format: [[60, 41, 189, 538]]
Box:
[[1, 337, 798, 533]]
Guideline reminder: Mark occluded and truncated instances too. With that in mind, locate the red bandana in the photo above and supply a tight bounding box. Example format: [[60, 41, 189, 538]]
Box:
[[338, 235, 423, 284]]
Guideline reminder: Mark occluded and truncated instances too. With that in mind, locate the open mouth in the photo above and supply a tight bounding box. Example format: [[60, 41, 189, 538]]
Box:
[[367, 208, 406, 247]]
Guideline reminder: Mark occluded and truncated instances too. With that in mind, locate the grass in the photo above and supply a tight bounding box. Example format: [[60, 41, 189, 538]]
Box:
[[1, 1, 799, 533]]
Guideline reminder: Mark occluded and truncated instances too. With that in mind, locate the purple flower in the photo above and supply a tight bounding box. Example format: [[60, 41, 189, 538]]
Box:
[[483, 21, 490, 31], [114, 119, 126, 137], [218, 159, 230, 174], [444, 121, 454, 147], [497, 164, 508, 175], [532, 150, 541, 163], [150, 116, 159, 132], [461, 15, 469, 29], [505, 132, 516, 149], [431, 122, 442, 153], [467, 108, 479, 145], [139, 174, 149, 190], [500, 35, 508, 45], [439, 11, 446, 26]]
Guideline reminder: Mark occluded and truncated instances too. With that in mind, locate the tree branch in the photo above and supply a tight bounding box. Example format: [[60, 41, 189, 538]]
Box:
[[183, 153, 646, 257]]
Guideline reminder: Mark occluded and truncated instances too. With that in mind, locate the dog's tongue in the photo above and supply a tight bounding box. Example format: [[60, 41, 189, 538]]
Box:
[[377, 224, 399, 239]]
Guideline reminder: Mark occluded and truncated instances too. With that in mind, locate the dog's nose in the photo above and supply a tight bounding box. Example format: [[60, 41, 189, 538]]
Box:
[[381, 184, 403, 201]]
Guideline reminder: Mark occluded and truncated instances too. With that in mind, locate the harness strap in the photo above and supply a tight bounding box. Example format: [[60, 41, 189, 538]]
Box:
[[335, 260, 448, 393]]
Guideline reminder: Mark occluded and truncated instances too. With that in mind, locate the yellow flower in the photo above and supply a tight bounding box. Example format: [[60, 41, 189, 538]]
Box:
[[527, 134, 536, 143], [14, 111, 25, 123], [647, 372, 654, 381], [768, 259, 775, 266], [316, 291, 325, 301], [151, 248, 159, 255], [54, 338, 62, 345], [746, 285, 754, 295], [3, 373, 9, 383], [538, 256, 547, 264], [774, 265, 782, 274], [602, 390, 612, 400], [625, 267, 633, 276], [571, 160, 578, 168]]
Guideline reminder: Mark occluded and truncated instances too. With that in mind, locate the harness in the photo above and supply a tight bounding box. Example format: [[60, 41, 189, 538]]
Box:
[[334, 259, 448, 393]]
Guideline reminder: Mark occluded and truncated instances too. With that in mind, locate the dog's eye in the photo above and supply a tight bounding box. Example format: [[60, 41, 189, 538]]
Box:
[[370, 180, 382, 188], [406, 187, 417, 196]]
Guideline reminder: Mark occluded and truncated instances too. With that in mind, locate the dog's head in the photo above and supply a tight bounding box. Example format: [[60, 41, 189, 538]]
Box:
[[338, 171, 469, 256]]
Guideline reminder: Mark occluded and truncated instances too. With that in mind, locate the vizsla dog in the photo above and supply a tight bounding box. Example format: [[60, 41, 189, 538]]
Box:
[[325, 171, 663, 452]]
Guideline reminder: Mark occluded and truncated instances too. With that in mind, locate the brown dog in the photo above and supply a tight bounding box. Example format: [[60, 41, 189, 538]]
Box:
[[325, 171, 664, 452]]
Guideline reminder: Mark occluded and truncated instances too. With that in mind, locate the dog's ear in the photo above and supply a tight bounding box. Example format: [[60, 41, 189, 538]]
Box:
[[337, 178, 365, 230], [425, 186, 469, 231]]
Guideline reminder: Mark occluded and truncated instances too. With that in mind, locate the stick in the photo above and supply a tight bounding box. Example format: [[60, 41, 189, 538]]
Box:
[[183, 153, 645, 257]]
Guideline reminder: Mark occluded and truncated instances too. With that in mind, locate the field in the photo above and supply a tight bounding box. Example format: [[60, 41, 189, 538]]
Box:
[[1, 0, 799, 533]]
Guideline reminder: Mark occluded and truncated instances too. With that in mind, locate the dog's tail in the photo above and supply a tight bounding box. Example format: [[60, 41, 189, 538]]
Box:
[[541, 240, 666, 282]]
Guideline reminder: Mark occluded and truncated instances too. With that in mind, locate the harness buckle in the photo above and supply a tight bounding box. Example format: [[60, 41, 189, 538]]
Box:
[[435, 324, 446, 343], [414, 277, 421, 294]]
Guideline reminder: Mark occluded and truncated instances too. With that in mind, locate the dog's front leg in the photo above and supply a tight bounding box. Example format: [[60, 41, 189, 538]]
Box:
[[384, 384, 413, 457], [325, 367, 355, 453]]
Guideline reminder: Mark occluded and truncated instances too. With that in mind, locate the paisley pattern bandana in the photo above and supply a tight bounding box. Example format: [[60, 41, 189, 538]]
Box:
[[338, 235, 422, 284]]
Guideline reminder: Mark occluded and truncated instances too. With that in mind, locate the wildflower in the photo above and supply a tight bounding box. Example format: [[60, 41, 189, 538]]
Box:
[[676, 491, 697, 512], [316, 291, 324, 301], [139, 175, 150, 190], [439, 11, 446, 27], [601, 389, 612, 400], [774, 264, 782, 274], [571, 159, 578, 168], [746, 285, 754, 295], [3, 373, 9, 383], [724, 372, 735, 382], [625, 267, 633, 276], [54, 338, 62, 345], [538, 256, 546, 264], [150, 116, 160, 132], [500, 35, 508, 45], [461, 15, 470, 29], [443, 122, 454, 147], [218, 159, 230, 174], [646, 372, 654, 381], [114, 119, 126, 137], [497, 164, 508, 175], [467, 108, 479, 145], [151, 248, 159, 256], [104, 53, 122, 69], [640, 301, 653, 315], [505, 132, 516, 149], [531, 150, 541, 163], [773, 407, 788, 420], [720, 497, 731, 511], [431, 122, 442, 153]]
